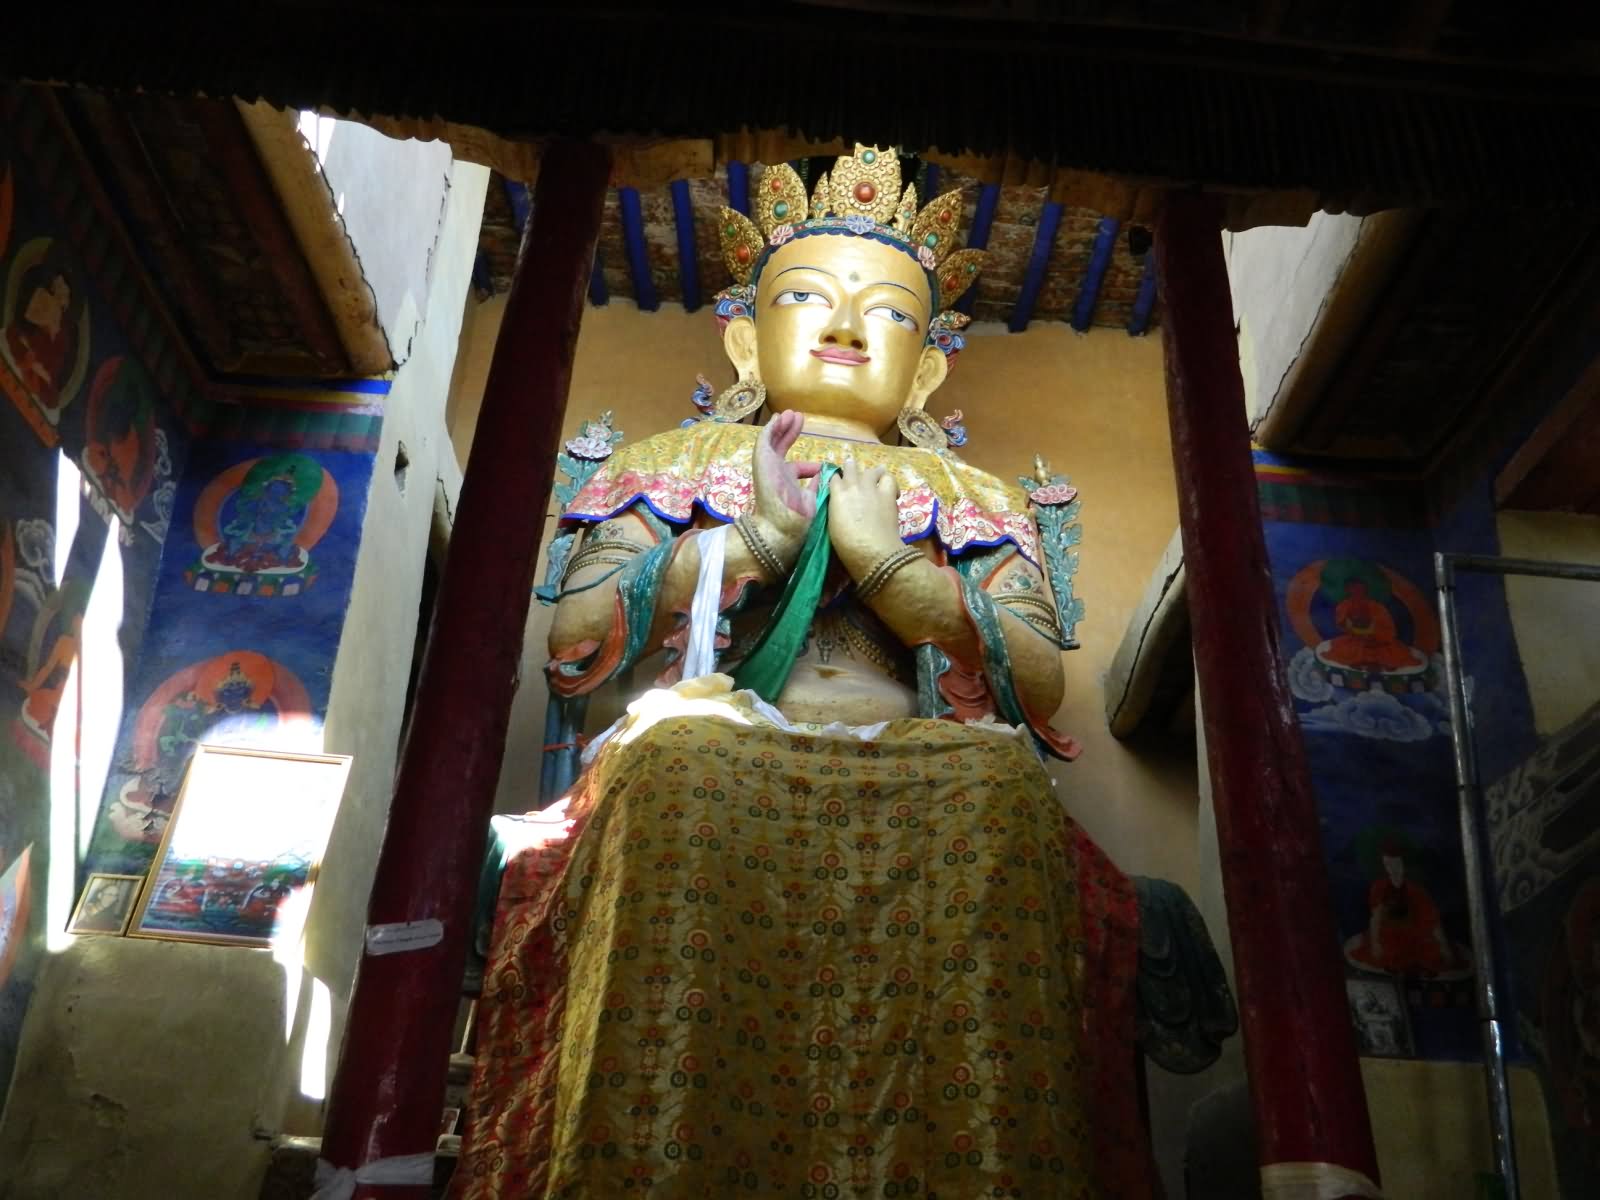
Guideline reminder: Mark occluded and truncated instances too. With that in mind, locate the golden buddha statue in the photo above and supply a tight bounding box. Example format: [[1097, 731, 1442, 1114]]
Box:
[[452, 147, 1193, 1200]]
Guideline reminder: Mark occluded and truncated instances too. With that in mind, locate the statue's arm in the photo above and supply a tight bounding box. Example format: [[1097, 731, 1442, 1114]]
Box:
[[548, 416, 816, 686], [976, 550, 1068, 714], [851, 545, 1065, 720], [547, 506, 663, 657], [828, 461, 1065, 721], [547, 501, 797, 661]]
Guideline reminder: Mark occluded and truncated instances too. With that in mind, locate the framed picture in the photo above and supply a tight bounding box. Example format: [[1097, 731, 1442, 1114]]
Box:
[[68, 872, 144, 936], [1346, 975, 1414, 1058], [129, 744, 352, 948]]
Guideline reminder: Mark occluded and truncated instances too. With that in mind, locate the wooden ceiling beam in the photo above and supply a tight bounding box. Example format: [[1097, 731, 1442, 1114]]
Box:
[[1070, 215, 1120, 332], [1008, 201, 1062, 333], [670, 179, 702, 313], [1127, 251, 1158, 336], [954, 183, 999, 316], [617, 186, 658, 312]]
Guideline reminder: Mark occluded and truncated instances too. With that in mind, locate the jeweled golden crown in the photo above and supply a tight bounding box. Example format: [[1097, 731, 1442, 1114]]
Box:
[[719, 144, 986, 313]]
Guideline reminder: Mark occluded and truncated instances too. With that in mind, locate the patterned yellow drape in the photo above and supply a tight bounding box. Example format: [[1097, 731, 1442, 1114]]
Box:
[[450, 687, 1152, 1198]]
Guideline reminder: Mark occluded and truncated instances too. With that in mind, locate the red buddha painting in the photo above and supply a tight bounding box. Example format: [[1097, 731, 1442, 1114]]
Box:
[[82, 355, 160, 526], [3, 523, 86, 770], [1289, 558, 1437, 687], [1285, 558, 1448, 742], [100, 650, 314, 847], [11, 600, 84, 769], [0, 235, 92, 446], [1345, 838, 1467, 978]]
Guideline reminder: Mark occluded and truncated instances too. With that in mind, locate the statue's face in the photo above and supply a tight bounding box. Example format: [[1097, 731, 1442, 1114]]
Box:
[[743, 234, 943, 434]]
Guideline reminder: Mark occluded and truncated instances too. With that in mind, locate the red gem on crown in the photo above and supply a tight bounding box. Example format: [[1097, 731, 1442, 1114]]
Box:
[[854, 182, 876, 204]]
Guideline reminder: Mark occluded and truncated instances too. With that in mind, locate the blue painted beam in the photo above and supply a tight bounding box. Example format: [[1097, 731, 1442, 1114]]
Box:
[[471, 250, 494, 297], [588, 249, 609, 307], [1127, 250, 1158, 336], [503, 178, 532, 234], [617, 186, 659, 312], [1008, 201, 1063, 333], [1070, 216, 1121, 333], [954, 183, 1000, 315], [670, 179, 702, 312], [726, 161, 751, 216], [922, 161, 940, 199]]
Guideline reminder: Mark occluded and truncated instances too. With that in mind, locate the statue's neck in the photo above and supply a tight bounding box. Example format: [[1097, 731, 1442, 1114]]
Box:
[[786, 412, 887, 444]]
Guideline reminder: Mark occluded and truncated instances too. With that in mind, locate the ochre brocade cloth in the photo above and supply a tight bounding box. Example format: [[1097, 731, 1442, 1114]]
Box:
[[451, 700, 1152, 1199]]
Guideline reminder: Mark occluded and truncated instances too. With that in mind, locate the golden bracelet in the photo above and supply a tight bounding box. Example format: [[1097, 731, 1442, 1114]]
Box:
[[562, 539, 644, 584], [733, 515, 786, 581], [573, 538, 647, 557], [855, 546, 923, 601], [996, 592, 1063, 631], [563, 554, 633, 581]]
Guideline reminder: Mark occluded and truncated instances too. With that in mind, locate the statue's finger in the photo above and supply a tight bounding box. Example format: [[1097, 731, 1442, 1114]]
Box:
[[769, 412, 801, 456]]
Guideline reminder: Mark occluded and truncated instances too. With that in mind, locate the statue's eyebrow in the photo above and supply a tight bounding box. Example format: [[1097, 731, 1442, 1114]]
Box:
[[774, 265, 836, 280], [867, 280, 924, 305]]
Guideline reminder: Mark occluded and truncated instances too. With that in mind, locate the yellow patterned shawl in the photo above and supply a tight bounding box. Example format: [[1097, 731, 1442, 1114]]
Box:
[[450, 684, 1152, 1199], [564, 420, 1041, 564]]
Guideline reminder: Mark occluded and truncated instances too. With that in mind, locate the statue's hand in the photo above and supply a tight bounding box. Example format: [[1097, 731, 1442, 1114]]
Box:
[[828, 458, 904, 578], [752, 411, 821, 553]]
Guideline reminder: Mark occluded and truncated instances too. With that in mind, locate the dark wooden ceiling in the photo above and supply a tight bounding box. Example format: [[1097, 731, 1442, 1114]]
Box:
[[8, 3, 1600, 211], [60, 91, 354, 379], [1280, 212, 1600, 463]]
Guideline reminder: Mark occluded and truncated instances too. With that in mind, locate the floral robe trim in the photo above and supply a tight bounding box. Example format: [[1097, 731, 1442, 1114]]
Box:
[[563, 420, 1041, 564]]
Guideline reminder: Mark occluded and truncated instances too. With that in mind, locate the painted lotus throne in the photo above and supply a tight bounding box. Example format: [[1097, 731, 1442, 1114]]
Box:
[[455, 147, 1234, 1199]]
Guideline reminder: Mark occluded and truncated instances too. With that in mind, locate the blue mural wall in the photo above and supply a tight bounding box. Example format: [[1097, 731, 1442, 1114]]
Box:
[[0, 89, 200, 1094], [1256, 453, 1538, 1065], [82, 437, 375, 878], [0, 84, 383, 1112]]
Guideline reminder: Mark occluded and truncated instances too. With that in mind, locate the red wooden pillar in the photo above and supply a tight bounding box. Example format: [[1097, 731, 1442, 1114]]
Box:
[[320, 139, 612, 1195], [1155, 193, 1382, 1197]]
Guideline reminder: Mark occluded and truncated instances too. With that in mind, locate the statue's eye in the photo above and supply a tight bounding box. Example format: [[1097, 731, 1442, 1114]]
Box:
[[866, 304, 919, 332], [774, 289, 830, 308]]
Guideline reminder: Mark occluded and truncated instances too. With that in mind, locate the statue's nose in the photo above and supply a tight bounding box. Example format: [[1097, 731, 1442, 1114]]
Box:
[[819, 310, 866, 351]]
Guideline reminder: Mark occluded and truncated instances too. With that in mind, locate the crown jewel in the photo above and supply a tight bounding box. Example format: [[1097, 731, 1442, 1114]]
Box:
[[718, 144, 986, 312]]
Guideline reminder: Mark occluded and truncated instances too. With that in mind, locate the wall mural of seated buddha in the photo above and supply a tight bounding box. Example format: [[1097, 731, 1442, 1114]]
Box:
[[453, 146, 1232, 1200]]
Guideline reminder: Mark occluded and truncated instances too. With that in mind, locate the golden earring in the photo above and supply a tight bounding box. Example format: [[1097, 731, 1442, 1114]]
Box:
[[713, 377, 767, 423], [896, 405, 950, 454]]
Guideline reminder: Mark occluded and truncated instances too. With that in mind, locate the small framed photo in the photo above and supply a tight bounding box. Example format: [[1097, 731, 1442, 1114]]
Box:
[[129, 744, 352, 948], [1346, 975, 1414, 1058], [68, 873, 144, 936]]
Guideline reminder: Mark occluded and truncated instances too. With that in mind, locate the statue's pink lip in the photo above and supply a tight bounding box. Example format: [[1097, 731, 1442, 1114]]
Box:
[[810, 348, 870, 365]]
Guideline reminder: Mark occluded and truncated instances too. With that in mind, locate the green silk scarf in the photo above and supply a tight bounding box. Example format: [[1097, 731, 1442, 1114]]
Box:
[[731, 463, 840, 701]]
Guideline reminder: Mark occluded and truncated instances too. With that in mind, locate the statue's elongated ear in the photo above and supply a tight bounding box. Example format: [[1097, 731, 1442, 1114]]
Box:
[[723, 314, 759, 380], [904, 342, 949, 413]]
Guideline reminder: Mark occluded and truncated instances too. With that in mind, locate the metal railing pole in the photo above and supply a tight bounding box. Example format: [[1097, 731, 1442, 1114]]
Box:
[[1434, 551, 1519, 1199]]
